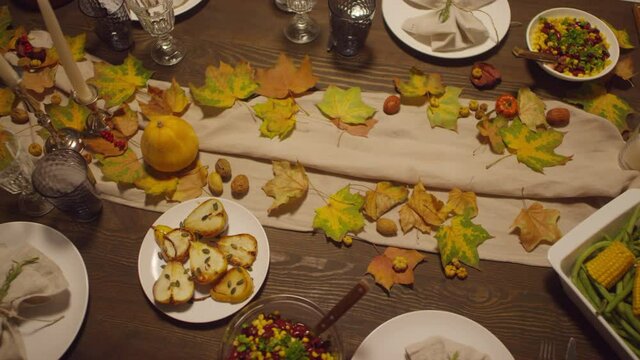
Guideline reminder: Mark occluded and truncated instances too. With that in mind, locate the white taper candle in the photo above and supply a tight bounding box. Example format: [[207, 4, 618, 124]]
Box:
[[0, 54, 20, 87], [36, 0, 94, 103]]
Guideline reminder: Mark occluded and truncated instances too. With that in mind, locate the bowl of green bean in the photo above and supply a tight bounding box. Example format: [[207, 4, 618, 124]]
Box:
[[548, 189, 640, 360]]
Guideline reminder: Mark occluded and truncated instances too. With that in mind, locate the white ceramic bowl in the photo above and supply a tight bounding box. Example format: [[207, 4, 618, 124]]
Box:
[[526, 8, 619, 82], [548, 189, 640, 360]]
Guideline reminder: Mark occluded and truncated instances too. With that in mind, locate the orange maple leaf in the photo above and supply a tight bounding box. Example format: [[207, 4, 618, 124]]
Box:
[[255, 53, 318, 99], [367, 247, 425, 291], [510, 202, 562, 252]]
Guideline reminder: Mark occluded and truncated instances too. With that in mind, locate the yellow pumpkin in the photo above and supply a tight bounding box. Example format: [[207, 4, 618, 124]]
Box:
[[141, 115, 199, 173]]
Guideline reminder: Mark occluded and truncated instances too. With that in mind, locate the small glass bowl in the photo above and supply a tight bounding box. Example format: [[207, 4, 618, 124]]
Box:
[[220, 294, 344, 359]]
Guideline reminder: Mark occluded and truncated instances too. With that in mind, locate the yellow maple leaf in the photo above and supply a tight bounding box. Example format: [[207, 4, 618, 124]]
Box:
[[262, 160, 308, 213], [164, 78, 190, 114], [134, 172, 178, 197], [440, 188, 478, 219], [407, 182, 445, 227], [510, 202, 562, 252], [189, 61, 257, 109], [363, 181, 408, 220], [0, 87, 14, 116], [255, 53, 318, 99]]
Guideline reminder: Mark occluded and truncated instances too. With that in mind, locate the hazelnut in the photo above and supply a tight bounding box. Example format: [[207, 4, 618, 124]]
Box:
[[546, 108, 570, 127], [11, 108, 29, 124], [215, 158, 232, 182], [230, 174, 249, 198], [383, 95, 401, 115], [28, 143, 42, 157]]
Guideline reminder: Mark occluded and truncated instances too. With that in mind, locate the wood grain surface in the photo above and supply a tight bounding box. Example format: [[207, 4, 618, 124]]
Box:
[[2, 0, 640, 359]]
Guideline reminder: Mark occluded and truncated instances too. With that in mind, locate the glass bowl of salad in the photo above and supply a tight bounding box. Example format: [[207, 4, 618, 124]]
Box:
[[526, 7, 619, 81], [221, 294, 344, 360]]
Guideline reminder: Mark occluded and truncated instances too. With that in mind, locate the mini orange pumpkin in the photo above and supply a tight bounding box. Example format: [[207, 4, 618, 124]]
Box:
[[141, 115, 199, 173]]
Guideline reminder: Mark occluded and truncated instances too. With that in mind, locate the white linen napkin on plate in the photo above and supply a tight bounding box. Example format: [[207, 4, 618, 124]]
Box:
[[0, 242, 68, 360], [402, 0, 495, 52], [406, 335, 491, 360]]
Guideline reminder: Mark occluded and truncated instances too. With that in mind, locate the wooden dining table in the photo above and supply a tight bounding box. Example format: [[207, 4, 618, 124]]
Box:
[[3, 0, 640, 358]]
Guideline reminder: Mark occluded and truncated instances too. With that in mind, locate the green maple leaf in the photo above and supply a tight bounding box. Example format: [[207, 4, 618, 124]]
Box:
[[394, 68, 445, 97], [96, 149, 144, 184], [602, 19, 635, 49], [45, 100, 91, 131], [518, 88, 547, 130], [252, 97, 298, 140], [435, 212, 492, 268], [564, 83, 634, 133], [189, 61, 257, 109], [312, 185, 365, 242], [427, 86, 462, 131], [88, 54, 153, 108], [316, 85, 376, 125], [499, 118, 572, 173], [0, 87, 14, 116], [476, 115, 508, 154]]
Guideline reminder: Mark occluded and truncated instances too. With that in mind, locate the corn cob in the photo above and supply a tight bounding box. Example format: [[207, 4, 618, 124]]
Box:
[[585, 241, 635, 290], [634, 265, 640, 316]]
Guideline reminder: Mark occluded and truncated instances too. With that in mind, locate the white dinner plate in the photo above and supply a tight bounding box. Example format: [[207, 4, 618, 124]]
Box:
[[128, 0, 202, 21], [382, 0, 511, 59], [0, 222, 89, 360], [137, 197, 270, 323], [352, 310, 514, 359]]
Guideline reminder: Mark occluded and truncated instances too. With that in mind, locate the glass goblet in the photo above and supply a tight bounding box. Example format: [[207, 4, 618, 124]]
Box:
[[0, 129, 53, 217], [126, 0, 185, 66], [284, 0, 319, 44]]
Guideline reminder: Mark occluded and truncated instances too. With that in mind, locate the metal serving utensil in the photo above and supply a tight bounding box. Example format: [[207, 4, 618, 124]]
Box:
[[512, 46, 558, 63], [313, 278, 370, 335]]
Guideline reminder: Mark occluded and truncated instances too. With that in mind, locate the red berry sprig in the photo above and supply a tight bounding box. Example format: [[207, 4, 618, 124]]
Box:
[[99, 130, 126, 151]]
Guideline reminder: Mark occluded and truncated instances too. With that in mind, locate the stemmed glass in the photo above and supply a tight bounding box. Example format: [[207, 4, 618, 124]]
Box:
[[0, 129, 53, 217], [126, 0, 185, 66], [284, 0, 319, 44]]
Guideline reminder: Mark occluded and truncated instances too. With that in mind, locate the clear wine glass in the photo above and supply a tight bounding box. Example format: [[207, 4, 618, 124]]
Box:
[[284, 0, 319, 44], [126, 0, 185, 66], [0, 129, 53, 217]]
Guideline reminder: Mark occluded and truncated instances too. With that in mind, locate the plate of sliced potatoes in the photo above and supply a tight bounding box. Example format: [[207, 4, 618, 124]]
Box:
[[137, 197, 270, 323]]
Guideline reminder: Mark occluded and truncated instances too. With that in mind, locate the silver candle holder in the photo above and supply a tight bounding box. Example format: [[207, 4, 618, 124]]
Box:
[[70, 83, 110, 135]]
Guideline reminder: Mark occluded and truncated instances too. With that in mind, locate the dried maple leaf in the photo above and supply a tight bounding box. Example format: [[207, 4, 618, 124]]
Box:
[[499, 118, 572, 173], [398, 204, 432, 234], [139, 87, 173, 117], [189, 61, 257, 109], [511, 202, 562, 252], [171, 163, 208, 202], [407, 182, 445, 227], [84, 130, 127, 157], [0, 87, 14, 116], [312, 185, 364, 243], [262, 160, 309, 213], [602, 19, 635, 49], [21, 66, 56, 93], [476, 115, 508, 154], [111, 104, 139, 138], [89, 54, 153, 108], [366, 247, 425, 291], [427, 86, 462, 131], [316, 85, 376, 125], [564, 83, 634, 134], [517, 88, 547, 130], [330, 118, 378, 137], [45, 99, 90, 131], [96, 148, 144, 184], [440, 188, 478, 219], [363, 181, 408, 220], [615, 55, 636, 81], [255, 53, 318, 99], [435, 212, 492, 268], [164, 78, 190, 114], [393, 68, 444, 97], [253, 97, 298, 140]]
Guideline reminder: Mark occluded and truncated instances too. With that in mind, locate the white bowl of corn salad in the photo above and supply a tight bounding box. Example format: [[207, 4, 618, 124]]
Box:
[[548, 189, 640, 360], [526, 8, 619, 81]]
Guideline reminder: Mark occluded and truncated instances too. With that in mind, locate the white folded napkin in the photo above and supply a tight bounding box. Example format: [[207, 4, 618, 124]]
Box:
[[406, 335, 491, 360], [402, 0, 495, 52], [0, 242, 69, 360]]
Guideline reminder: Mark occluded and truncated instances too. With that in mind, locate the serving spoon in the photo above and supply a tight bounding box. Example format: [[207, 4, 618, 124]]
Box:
[[512, 46, 558, 63], [313, 278, 370, 335]]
